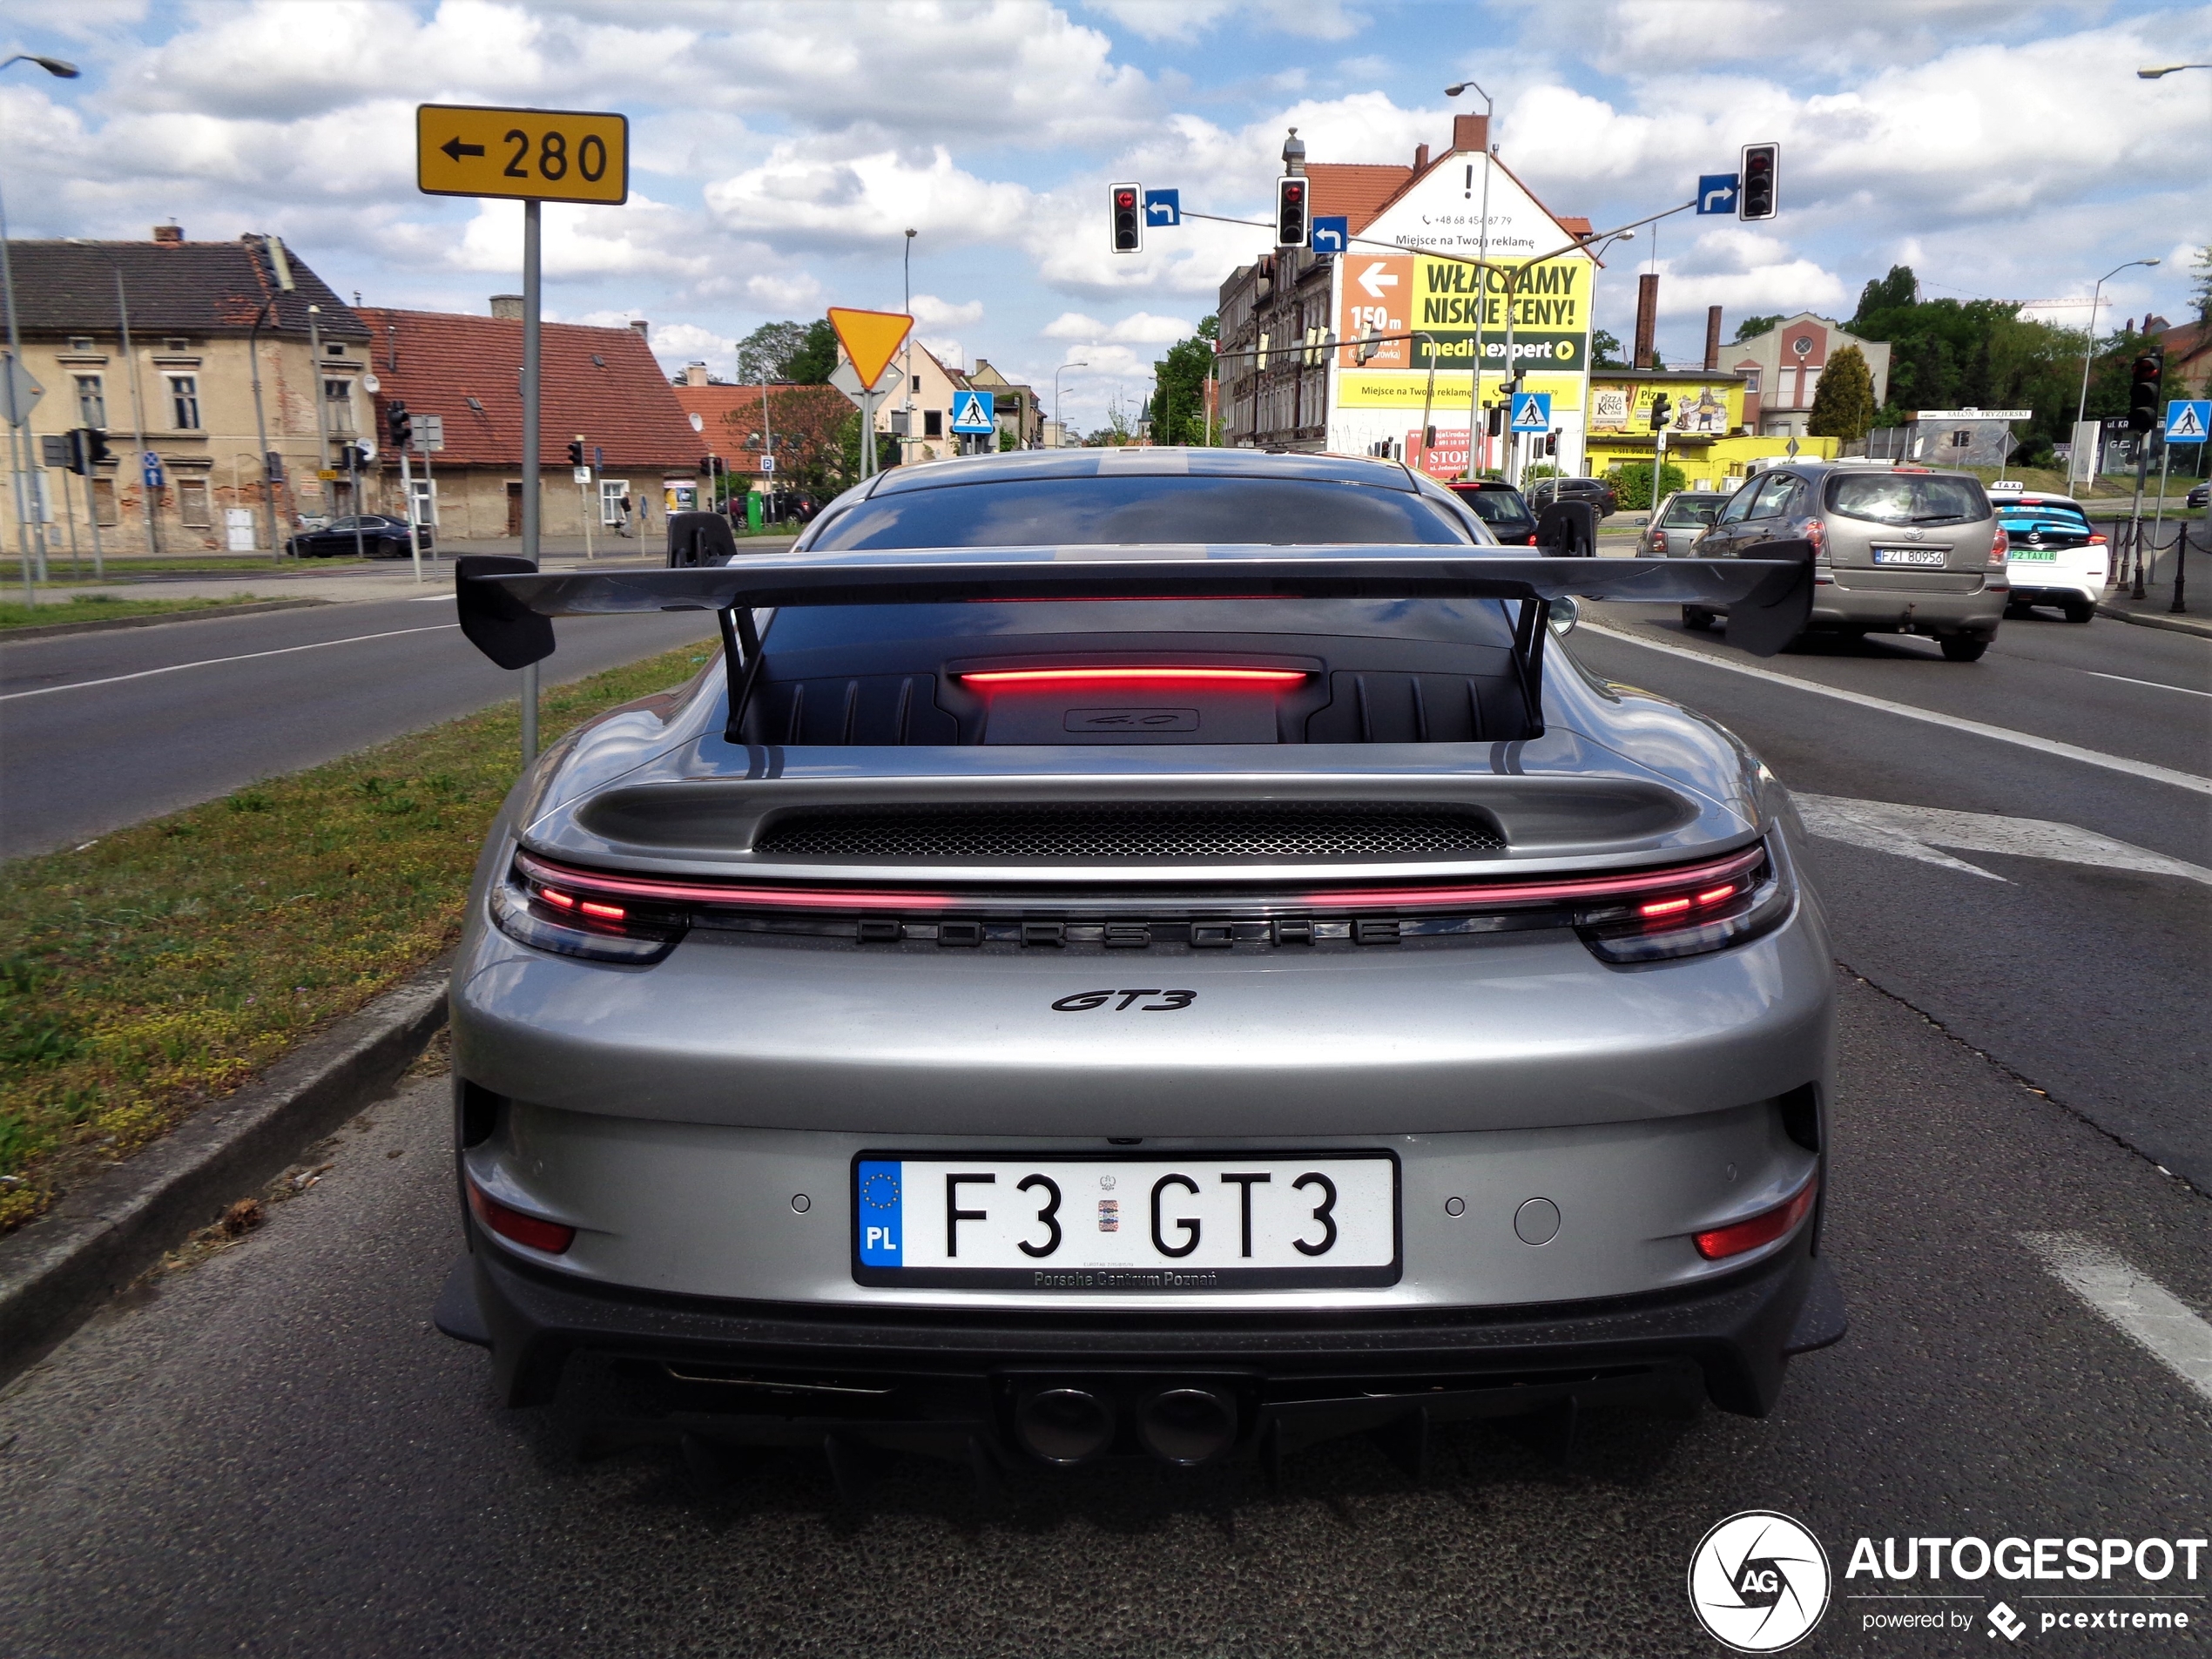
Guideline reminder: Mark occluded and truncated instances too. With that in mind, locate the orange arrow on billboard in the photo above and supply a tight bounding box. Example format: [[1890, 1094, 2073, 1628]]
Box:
[[826, 307, 914, 392]]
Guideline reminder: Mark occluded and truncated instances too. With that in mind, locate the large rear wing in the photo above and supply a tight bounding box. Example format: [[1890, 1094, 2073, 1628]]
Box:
[[455, 540, 1813, 742]]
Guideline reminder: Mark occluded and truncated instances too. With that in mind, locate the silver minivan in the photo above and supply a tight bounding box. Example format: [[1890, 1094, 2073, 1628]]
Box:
[[1687, 464, 2006, 660]]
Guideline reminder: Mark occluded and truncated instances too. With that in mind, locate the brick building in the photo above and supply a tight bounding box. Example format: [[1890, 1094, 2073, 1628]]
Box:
[[353, 301, 700, 542]]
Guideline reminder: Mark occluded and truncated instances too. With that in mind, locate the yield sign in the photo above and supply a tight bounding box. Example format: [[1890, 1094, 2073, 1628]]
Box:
[[826, 307, 913, 392]]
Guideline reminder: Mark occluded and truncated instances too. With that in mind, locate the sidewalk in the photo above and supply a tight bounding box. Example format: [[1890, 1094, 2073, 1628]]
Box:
[[2094, 575, 2212, 638], [21, 535, 800, 609]]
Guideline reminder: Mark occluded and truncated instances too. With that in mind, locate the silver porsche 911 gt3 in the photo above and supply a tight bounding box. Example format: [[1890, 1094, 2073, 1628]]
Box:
[[435, 448, 1843, 1485]]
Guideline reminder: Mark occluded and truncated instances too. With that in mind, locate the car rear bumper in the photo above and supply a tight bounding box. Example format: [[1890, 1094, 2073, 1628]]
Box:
[[1812, 573, 2006, 635], [436, 1225, 1846, 1466]]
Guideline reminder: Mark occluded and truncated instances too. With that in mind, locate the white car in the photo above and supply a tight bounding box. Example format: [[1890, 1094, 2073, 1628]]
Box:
[[1994, 491, 2105, 624]]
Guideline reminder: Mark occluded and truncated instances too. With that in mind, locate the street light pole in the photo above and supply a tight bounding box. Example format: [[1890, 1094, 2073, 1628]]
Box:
[[902, 227, 916, 464], [1445, 80, 1494, 480], [2074, 256, 2160, 495], [1, 54, 79, 597], [1054, 361, 1087, 448]]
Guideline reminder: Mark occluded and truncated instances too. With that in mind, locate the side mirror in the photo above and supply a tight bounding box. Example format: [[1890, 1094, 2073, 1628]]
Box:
[[1548, 595, 1580, 637]]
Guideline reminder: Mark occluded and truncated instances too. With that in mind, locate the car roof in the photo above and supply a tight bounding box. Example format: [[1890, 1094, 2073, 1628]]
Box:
[[865, 446, 1423, 498], [1447, 478, 1524, 493], [1996, 493, 2087, 509]]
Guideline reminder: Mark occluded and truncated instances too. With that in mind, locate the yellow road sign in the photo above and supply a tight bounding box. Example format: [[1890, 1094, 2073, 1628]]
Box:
[[827, 307, 914, 392], [416, 104, 628, 206]]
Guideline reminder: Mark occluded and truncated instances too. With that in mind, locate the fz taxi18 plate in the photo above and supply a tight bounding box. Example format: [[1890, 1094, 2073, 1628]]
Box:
[[1871, 547, 1946, 566], [853, 1152, 1400, 1290]]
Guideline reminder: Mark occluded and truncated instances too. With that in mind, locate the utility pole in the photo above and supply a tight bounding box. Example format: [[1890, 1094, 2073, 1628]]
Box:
[[307, 304, 330, 544], [520, 198, 542, 762], [902, 227, 917, 467], [116, 266, 156, 556], [575, 434, 594, 560], [248, 233, 293, 562], [1446, 80, 1494, 480], [1, 52, 78, 596]]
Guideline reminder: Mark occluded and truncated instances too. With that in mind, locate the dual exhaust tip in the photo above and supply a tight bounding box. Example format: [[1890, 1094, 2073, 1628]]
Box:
[[1014, 1383, 1238, 1467]]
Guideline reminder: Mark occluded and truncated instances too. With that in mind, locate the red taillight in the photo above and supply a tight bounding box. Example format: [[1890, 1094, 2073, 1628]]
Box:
[[577, 900, 625, 921], [1694, 884, 1737, 906], [468, 1179, 576, 1254], [959, 667, 1309, 686], [2088, 532, 2107, 545], [1639, 896, 1693, 919], [1694, 1177, 1817, 1261], [1988, 528, 2009, 566], [540, 887, 577, 909], [1650, 529, 1668, 555]]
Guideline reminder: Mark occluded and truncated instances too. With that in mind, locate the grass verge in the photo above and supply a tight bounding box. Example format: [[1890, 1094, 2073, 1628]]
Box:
[[0, 641, 716, 1231], [0, 593, 285, 631]]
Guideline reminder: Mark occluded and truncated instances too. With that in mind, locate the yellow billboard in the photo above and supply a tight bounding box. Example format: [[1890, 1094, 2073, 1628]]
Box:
[[1339, 253, 1590, 373], [1588, 377, 1742, 437], [1336, 369, 1584, 413]]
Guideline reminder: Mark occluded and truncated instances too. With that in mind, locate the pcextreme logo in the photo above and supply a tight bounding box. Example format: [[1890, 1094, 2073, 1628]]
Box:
[[1688, 1511, 1832, 1652]]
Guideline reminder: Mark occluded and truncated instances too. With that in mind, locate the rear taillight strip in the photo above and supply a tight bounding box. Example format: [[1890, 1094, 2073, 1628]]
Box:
[[515, 844, 1766, 918]]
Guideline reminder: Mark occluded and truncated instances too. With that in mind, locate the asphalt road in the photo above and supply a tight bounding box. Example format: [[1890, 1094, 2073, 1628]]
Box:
[[0, 601, 2206, 1656], [0, 596, 719, 859]]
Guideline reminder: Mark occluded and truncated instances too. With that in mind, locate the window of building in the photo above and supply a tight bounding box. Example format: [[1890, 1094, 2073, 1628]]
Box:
[[600, 478, 628, 526], [67, 335, 94, 353], [1742, 370, 1761, 394], [408, 477, 438, 527], [167, 374, 200, 429], [91, 478, 118, 526], [324, 379, 354, 434], [165, 337, 190, 353], [177, 476, 212, 528], [75, 374, 105, 427], [924, 409, 943, 438]]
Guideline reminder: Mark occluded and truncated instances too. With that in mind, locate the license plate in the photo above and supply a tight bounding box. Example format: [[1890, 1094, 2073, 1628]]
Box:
[[853, 1153, 1400, 1289], [1871, 547, 1946, 566], [2008, 549, 2059, 562]]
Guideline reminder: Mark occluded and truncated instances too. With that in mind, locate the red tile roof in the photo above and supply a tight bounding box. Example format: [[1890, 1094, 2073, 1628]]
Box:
[[1305, 164, 1415, 234], [353, 307, 699, 469]]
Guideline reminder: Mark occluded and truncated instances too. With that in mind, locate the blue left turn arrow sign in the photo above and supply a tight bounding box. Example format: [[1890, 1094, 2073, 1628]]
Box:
[[1143, 189, 1180, 226]]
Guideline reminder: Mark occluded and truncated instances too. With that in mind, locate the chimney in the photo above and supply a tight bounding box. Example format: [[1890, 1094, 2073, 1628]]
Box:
[[152, 223, 182, 246], [1413, 143, 1430, 172], [683, 361, 708, 387], [631, 319, 651, 340], [1704, 306, 1723, 372], [1452, 113, 1487, 153], [490, 294, 523, 320], [1634, 273, 1659, 370]]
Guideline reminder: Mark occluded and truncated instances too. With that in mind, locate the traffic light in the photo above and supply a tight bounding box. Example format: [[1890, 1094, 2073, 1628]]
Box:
[[1109, 182, 1143, 253], [1650, 393, 1673, 432], [567, 438, 586, 467], [1544, 430, 1560, 456], [66, 428, 112, 475], [386, 400, 411, 449], [1486, 404, 1505, 438], [2128, 350, 2163, 433], [1275, 175, 1309, 249], [1739, 142, 1779, 221]]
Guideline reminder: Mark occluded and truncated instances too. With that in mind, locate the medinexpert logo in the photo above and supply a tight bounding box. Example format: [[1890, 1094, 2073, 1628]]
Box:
[[1689, 1511, 1833, 1652]]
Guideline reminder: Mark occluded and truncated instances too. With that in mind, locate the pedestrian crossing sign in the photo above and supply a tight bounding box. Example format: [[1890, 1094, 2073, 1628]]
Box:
[[2163, 400, 2209, 443], [1510, 390, 1552, 433], [950, 390, 996, 433]]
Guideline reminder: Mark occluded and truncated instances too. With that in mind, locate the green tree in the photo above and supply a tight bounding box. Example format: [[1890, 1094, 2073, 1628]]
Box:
[[1150, 315, 1219, 444], [1807, 343, 1876, 442], [735, 320, 808, 383], [2190, 244, 2212, 326], [1609, 460, 1687, 511], [783, 319, 840, 385], [1732, 314, 1783, 342], [1592, 327, 1626, 367], [1852, 266, 1918, 320]]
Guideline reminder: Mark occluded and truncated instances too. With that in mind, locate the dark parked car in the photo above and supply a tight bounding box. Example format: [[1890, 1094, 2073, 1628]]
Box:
[[1525, 475, 1618, 517], [287, 515, 432, 559], [1446, 479, 1537, 543], [2188, 482, 2209, 510]]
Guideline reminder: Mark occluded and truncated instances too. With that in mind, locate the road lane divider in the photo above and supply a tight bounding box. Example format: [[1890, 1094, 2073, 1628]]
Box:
[[2082, 671, 2212, 698], [2019, 1232, 2212, 1406], [0, 624, 463, 703], [1580, 622, 2212, 799], [1795, 794, 2212, 887]]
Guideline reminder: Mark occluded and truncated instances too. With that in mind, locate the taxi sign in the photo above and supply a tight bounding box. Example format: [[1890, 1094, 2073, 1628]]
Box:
[[826, 307, 914, 392], [416, 104, 628, 205]]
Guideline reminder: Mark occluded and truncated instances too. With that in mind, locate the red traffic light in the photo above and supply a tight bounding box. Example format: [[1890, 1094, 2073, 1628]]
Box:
[[1115, 189, 1135, 208]]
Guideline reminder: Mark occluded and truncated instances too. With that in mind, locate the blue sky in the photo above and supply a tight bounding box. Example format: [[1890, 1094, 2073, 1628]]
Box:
[[3, 0, 2205, 435]]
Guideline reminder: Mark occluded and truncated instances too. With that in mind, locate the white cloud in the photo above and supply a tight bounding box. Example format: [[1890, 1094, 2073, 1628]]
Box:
[[1041, 309, 1193, 341], [705, 143, 1033, 253], [744, 271, 826, 313], [1084, 0, 1366, 44], [911, 293, 985, 327]]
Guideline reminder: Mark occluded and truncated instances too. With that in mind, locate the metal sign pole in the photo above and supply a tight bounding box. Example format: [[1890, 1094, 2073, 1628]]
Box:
[[520, 197, 542, 764], [400, 444, 422, 582]]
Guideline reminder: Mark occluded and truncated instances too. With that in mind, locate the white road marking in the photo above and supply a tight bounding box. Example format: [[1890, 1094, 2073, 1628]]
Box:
[[1792, 793, 2212, 887], [0, 624, 462, 702], [408, 594, 455, 603], [2083, 670, 2212, 698], [2019, 1232, 2212, 1405], [1580, 621, 2212, 799]]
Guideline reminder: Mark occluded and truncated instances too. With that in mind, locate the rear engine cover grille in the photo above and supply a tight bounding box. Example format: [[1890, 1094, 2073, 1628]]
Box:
[[753, 804, 1507, 862]]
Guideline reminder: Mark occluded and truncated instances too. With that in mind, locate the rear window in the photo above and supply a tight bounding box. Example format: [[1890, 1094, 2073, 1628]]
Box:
[[1452, 489, 1534, 529], [1826, 473, 1989, 527], [809, 476, 1473, 549], [1996, 502, 2092, 532], [1660, 495, 1727, 528]]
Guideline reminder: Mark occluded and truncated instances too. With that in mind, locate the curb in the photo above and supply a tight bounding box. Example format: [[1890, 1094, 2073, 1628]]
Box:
[[2094, 604, 2212, 639], [2, 597, 331, 643], [0, 960, 449, 1386]]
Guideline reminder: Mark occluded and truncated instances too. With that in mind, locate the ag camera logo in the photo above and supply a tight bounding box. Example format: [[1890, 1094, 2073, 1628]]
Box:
[[1689, 1511, 1832, 1652]]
